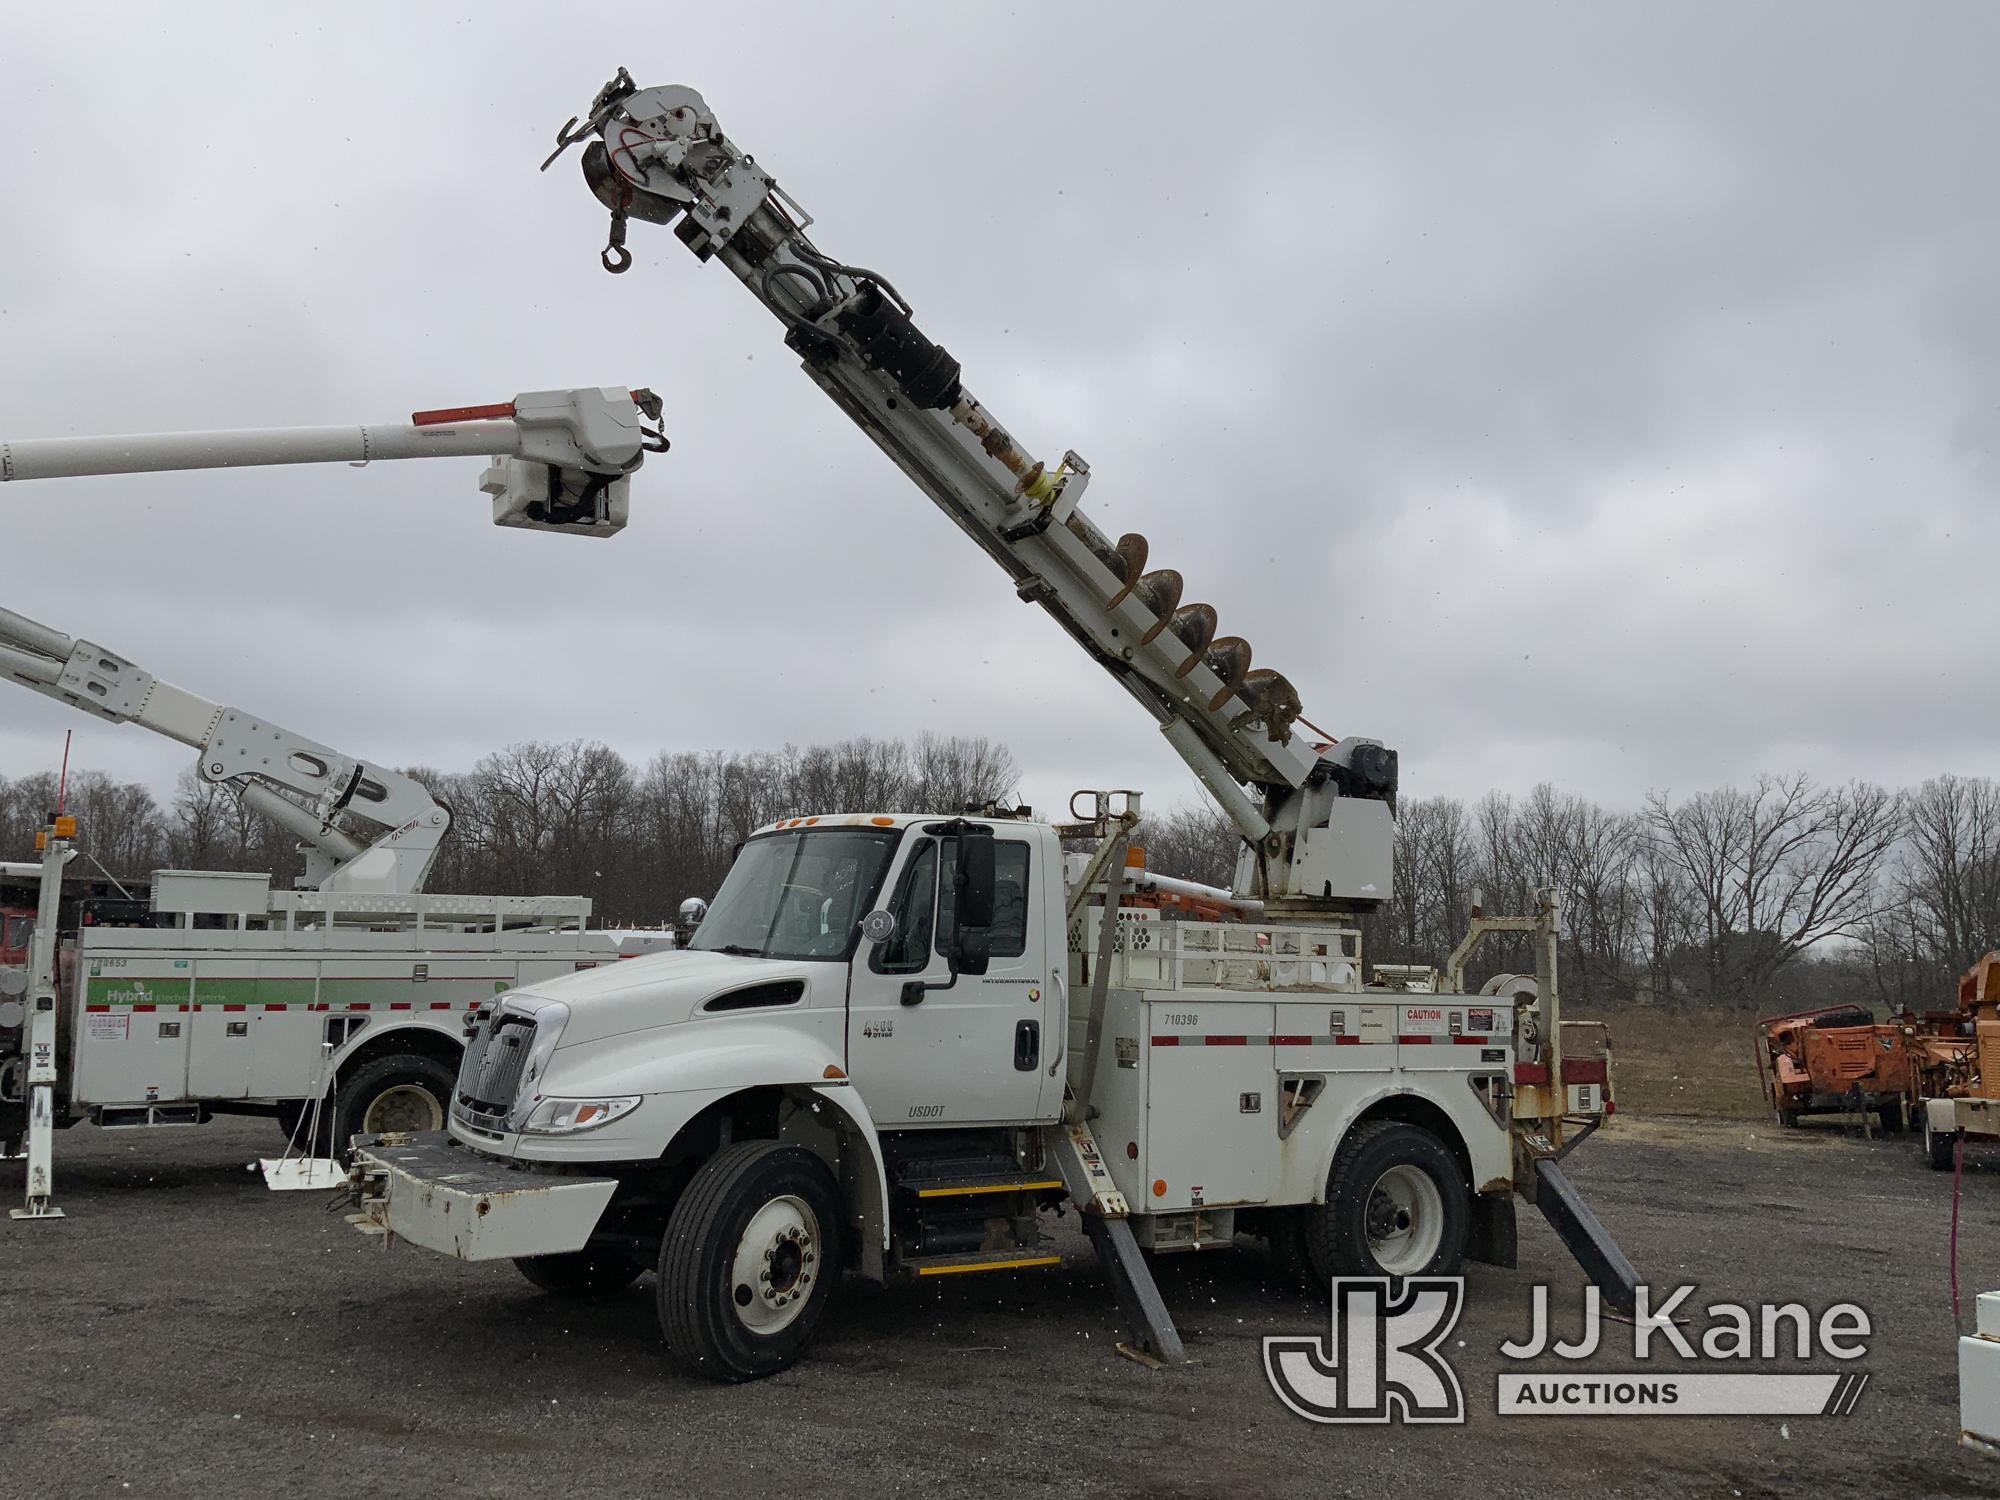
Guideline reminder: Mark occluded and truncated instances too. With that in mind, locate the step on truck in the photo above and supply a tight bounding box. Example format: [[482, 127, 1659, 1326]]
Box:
[[346, 69, 1637, 1380]]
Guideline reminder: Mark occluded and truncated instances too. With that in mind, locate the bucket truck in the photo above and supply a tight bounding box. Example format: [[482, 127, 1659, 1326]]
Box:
[[345, 72, 1634, 1384], [1, 389, 661, 1208]]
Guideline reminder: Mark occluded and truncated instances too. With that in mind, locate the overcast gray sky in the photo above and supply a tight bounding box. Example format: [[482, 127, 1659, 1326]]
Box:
[[3, 3, 1996, 824]]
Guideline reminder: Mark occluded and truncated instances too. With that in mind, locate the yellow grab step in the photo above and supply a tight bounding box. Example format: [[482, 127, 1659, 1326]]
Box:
[[911, 1175, 1064, 1199], [911, 1250, 1062, 1277]]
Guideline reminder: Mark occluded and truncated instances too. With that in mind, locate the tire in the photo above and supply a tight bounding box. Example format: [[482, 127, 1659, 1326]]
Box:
[[1925, 1114, 1958, 1171], [329, 1053, 455, 1153], [656, 1141, 842, 1382], [515, 1249, 645, 1298], [1775, 1108, 1800, 1129], [1877, 1100, 1907, 1136], [1305, 1121, 1469, 1282]]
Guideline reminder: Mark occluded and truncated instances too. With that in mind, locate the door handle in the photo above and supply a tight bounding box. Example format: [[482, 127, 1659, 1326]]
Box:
[[1014, 1018, 1039, 1072], [1046, 970, 1065, 1077]]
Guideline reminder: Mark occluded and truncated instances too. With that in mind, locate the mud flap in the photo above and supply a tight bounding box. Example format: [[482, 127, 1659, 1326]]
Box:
[[1467, 1192, 1518, 1269], [1533, 1158, 1639, 1316], [1081, 1212, 1186, 1365]]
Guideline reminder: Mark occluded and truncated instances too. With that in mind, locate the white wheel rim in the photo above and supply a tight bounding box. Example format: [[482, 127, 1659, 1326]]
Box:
[[1365, 1163, 1445, 1275], [362, 1083, 443, 1135], [728, 1193, 821, 1335]]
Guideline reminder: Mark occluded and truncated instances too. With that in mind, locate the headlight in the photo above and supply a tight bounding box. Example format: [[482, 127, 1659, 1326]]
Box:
[[522, 1096, 641, 1134]]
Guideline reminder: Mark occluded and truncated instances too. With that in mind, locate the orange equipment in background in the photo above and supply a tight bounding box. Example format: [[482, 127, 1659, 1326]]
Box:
[[1959, 953, 2000, 1103], [1756, 1005, 1918, 1133]]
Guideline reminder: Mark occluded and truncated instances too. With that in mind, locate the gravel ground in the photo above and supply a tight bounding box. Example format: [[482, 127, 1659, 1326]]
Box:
[[3, 1112, 1998, 1499]]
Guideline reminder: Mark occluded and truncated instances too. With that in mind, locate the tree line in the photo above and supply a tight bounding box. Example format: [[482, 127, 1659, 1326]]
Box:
[[0, 735, 1020, 930], [4, 747, 1996, 1014]]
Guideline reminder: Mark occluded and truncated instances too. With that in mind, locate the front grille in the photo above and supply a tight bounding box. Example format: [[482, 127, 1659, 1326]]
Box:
[[458, 1014, 537, 1117]]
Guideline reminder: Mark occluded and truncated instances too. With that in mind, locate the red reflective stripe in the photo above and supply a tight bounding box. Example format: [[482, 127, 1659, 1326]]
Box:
[[1333, 1035, 1362, 1045], [222, 1004, 247, 1012], [1269, 1034, 1312, 1046], [411, 400, 514, 425], [1398, 1034, 1433, 1045], [350, 1003, 371, 1011], [1453, 1035, 1492, 1045], [389, 1002, 413, 1011], [264, 1003, 286, 1011], [132, 1003, 156, 1012], [1515, 1058, 1608, 1085], [1152, 1036, 1180, 1046], [85, 1004, 109, 1013], [1207, 1035, 1247, 1046], [430, 1001, 454, 1010]]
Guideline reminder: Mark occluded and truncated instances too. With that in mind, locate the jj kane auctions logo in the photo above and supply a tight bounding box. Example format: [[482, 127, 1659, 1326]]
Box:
[[1265, 1279, 1872, 1422]]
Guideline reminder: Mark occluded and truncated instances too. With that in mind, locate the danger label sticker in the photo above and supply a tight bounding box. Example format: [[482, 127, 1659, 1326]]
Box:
[[87, 1012, 130, 1041]]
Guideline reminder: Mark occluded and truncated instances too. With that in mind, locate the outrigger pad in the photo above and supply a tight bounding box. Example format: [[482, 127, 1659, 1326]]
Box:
[[1082, 1212, 1187, 1365], [1533, 1158, 1639, 1316]]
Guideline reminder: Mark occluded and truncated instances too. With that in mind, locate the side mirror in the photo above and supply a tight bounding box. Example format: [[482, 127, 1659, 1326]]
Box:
[[945, 822, 996, 977], [956, 829, 996, 929]]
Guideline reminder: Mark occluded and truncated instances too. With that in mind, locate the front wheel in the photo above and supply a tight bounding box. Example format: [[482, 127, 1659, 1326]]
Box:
[[1305, 1121, 1469, 1281], [656, 1141, 842, 1382]]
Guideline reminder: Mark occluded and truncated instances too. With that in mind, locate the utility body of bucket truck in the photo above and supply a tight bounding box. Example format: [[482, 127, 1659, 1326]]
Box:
[[347, 71, 1637, 1383]]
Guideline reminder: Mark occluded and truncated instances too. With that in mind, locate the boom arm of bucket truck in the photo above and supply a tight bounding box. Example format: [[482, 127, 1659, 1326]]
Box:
[[545, 72, 1395, 914], [0, 387, 663, 894]]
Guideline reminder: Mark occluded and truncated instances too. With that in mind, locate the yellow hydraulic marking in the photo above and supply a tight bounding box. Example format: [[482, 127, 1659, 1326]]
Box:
[[915, 1178, 1064, 1199], [915, 1253, 1062, 1277]]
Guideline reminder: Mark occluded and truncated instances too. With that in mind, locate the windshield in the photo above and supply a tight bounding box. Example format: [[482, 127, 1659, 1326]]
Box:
[[2, 915, 30, 951], [689, 828, 900, 962]]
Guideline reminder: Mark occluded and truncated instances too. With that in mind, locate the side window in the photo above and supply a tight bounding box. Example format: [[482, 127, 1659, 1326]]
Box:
[[872, 839, 938, 974], [936, 840, 1031, 960]]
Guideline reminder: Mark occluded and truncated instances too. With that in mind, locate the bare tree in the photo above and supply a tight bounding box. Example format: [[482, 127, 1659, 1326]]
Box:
[[1644, 774, 1903, 1005]]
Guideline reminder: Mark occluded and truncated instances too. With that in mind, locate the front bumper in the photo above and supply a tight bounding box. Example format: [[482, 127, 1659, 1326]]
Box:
[[348, 1130, 619, 1261]]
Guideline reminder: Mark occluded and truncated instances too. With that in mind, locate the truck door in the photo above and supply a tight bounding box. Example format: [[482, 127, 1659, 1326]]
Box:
[[846, 831, 1052, 1127]]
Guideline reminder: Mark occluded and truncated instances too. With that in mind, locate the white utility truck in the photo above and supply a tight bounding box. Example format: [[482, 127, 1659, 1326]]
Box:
[[0, 390, 663, 1204], [347, 72, 1634, 1380]]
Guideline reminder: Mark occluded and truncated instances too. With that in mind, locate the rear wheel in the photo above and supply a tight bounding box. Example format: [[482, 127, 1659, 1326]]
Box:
[[1877, 1099, 1907, 1135], [1305, 1121, 1469, 1281], [514, 1249, 645, 1298], [656, 1141, 841, 1382], [329, 1053, 454, 1153]]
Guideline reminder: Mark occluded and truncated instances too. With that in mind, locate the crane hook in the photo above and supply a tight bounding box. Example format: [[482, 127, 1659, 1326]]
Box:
[[601, 208, 632, 274]]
